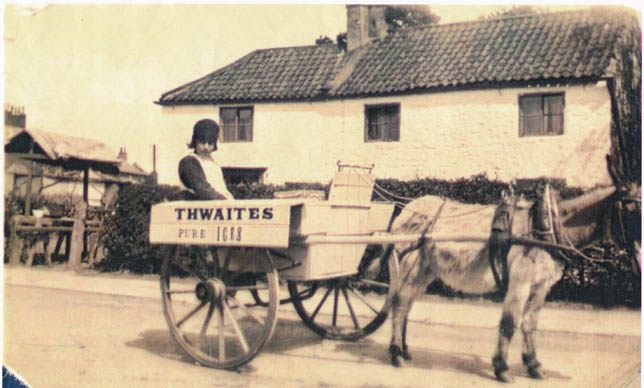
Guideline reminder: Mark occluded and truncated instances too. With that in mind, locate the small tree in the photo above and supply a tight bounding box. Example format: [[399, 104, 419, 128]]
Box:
[[481, 5, 546, 20], [384, 5, 440, 32]]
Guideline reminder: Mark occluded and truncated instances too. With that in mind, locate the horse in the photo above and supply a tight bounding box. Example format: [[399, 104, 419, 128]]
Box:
[[386, 180, 641, 383]]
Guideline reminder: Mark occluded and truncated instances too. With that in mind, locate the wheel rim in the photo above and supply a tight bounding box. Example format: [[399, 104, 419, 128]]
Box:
[[287, 246, 399, 341], [161, 246, 279, 369]]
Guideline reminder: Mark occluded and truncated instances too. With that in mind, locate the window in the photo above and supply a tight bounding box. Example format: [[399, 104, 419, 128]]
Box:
[[220, 107, 253, 142], [222, 167, 266, 185], [519, 93, 564, 137], [365, 104, 400, 142]]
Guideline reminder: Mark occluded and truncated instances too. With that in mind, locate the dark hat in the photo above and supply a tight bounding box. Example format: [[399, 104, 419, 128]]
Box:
[[188, 119, 219, 150]]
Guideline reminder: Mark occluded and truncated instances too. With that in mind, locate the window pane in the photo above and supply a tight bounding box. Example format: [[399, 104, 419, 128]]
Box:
[[238, 123, 251, 141], [367, 109, 382, 140], [366, 105, 399, 142], [239, 108, 252, 121], [547, 114, 564, 134], [220, 108, 236, 122], [544, 95, 564, 115], [383, 108, 397, 140], [523, 115, 544, 135], [367, 122, 382, 140], [220, 107, 253, 142], [521, 96, 542, 116], [220, 108, 237, 141], [238, 109, 252, 141], [520, 94, 564, 137]]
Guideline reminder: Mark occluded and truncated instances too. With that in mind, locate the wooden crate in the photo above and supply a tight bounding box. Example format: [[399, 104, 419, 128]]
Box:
[[278, 242, 367, 281], [280, 201, 394, 281]]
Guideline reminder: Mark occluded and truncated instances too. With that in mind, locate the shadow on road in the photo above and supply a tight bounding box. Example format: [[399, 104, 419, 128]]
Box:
[[125, 317, 323, 368], [336, 341, 570, 383]]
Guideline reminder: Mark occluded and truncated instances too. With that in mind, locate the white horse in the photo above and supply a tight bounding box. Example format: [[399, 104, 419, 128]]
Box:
[[387, 182, 640, 383]]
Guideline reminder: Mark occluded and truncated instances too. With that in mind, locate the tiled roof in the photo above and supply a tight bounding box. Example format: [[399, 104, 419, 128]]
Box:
[[157, 7, 638, 105], [159, 44, 341, 104]]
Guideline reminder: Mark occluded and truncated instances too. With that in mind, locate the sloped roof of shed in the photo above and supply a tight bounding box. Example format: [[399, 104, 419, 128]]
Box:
[[157, 7, 638, 105], [6, 129, 120, 164]]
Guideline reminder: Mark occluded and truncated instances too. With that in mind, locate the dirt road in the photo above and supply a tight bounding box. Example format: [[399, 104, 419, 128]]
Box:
[[3, 268, 641, 388]]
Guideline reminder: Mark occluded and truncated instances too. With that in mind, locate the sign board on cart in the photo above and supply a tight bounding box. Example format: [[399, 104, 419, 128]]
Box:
[[149, 199, 302, 248]]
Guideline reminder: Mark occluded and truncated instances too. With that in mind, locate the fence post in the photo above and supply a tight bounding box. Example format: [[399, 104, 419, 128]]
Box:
[[6, 215, 24, 265], [67, 201, 87, 271]]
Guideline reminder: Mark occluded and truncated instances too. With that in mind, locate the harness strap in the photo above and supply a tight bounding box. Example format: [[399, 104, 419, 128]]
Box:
[[488, 196, 517, 294], [397, 201, 445, 261], [395, 201, 446, 290]]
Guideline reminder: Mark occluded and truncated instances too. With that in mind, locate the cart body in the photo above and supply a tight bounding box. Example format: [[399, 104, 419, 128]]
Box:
[[148, 164, 400, 369]]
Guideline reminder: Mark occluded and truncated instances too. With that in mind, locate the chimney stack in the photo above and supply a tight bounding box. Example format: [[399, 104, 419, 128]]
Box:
[[4, 104, 26, 129], [118, 147, 128, 161], [346, 5, 387, 52]]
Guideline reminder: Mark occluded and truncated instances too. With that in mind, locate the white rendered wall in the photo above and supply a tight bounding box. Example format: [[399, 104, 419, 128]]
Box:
[[158, 82, 612, 188]]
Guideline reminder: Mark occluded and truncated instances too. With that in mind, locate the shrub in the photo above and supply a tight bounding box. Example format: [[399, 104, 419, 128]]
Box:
[[373, 173, 508, 204], [96, 176, 639, 307], [97, 183, 181, 273], [547, 242, 641, 307]]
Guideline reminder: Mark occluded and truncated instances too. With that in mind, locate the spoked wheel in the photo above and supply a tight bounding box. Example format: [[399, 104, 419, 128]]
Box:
[[287, 246, 399, 341], [160, 246, 279, 369]]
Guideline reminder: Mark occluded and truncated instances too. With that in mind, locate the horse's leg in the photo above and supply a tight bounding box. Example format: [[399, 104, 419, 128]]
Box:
[[390, 247, 435, 367], [521, 252, 563, 379], [492, 250, 533, 383], [401, 315, 411, 361]]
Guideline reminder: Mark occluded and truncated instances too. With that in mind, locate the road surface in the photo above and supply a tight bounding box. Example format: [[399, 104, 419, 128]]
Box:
[[3, 268, 641, 388]]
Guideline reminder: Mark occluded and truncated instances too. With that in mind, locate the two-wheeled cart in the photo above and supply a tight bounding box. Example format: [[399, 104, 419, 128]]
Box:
[[149, 163, 401, 369]]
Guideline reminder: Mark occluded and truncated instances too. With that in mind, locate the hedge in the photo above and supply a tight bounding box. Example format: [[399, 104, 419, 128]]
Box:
[[95, 175, 639, 307]]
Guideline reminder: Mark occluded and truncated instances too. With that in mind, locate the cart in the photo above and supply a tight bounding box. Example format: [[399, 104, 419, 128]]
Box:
[[149, 163, 401, 369]]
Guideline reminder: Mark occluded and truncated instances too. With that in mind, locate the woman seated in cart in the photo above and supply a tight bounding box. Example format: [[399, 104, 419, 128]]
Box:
[[178, 119, 234, 200]]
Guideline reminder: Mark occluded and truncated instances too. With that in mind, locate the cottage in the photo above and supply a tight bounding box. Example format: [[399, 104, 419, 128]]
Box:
[[155, 6, 641, 188]]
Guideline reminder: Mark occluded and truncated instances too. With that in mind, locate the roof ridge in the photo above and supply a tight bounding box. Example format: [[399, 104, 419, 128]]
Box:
[[252, 43, 337, 53], [407, 7, 605, 33]]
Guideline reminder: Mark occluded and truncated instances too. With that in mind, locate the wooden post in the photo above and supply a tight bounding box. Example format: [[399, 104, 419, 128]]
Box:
[[7, 215, 24, 265], [25, 139, 35, 216], [83, 167, 89, 203], [67, 201, 87, 272]]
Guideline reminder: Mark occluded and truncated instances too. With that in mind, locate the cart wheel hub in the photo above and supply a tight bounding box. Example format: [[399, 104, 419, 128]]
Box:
[[195, 279, 226, 302]]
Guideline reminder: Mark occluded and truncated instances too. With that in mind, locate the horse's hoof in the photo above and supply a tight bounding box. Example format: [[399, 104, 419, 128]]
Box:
[[391, 355, 406, 368], [401, 349, 412, 361], [527, 365, 546, 380], [389, 345, 407, 367], [495, 370, 514, 383]]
